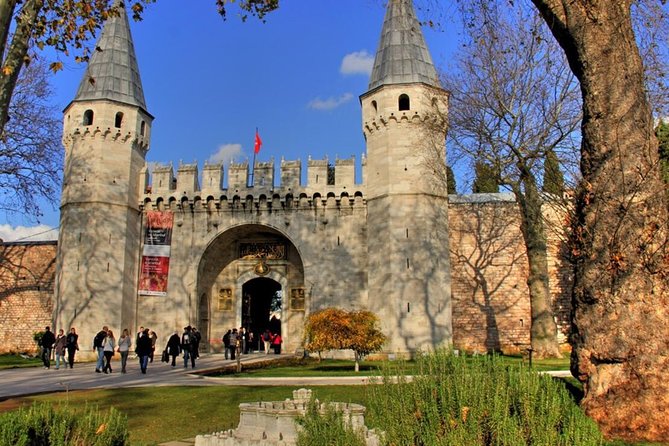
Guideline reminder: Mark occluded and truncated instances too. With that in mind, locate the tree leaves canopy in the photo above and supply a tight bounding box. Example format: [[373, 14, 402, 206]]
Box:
[[303, 308, 386, 358]]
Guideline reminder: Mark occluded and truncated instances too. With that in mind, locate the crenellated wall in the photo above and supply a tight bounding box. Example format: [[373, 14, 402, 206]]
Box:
[[142, 156, 365, 204]]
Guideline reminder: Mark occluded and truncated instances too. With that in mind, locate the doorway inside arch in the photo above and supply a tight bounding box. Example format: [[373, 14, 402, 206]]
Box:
[[242, 278, 282, 348]]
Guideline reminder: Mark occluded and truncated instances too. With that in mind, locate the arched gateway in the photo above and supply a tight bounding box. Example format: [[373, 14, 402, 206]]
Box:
[[196, 224, 305, 353]]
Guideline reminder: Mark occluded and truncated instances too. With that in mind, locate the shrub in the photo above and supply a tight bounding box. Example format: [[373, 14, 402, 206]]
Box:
[[296, 399, 366, 446], [367, 349, 603, 446], [0, 402, 128, 445]]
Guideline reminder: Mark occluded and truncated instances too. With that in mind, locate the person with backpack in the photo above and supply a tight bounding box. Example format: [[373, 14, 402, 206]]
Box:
[[181, 326, 196, 368], [262, 329, 271, 354], [93, 326, 108, 373]]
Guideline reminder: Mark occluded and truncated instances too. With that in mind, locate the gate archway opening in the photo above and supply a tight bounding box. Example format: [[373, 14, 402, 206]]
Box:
[[196, 224, 306, 353], [242, 277, 282, 343]]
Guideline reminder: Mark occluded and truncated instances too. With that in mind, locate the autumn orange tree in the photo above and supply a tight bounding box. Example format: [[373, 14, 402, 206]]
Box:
[[303, 308, 386, 372]]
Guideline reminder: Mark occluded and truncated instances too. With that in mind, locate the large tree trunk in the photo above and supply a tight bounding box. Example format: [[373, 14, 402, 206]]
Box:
[[532, 1, 669, 442], [513, 168, 561, 359], [0, 0, 43, 137]]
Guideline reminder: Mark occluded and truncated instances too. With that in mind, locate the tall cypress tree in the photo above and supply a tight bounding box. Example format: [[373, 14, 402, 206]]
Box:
[[446, 165, 457, 194], [542, 149, 565, 196], [472, 161, 499, 193]]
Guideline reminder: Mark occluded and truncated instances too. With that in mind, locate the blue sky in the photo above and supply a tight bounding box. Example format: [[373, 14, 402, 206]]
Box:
[[1, 0, 462, 241]]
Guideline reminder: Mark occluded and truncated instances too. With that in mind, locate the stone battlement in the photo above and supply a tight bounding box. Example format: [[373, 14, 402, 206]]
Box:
[[141, 156, 366, 207], [195, 389, 380, 446]]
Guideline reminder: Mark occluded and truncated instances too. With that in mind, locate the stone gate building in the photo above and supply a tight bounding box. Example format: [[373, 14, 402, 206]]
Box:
[[0, 0, 572, 356]]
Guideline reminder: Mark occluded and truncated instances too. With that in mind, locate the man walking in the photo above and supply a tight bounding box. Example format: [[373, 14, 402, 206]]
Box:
[[93, 326, 108, 373], [181, 326, 196, 368], [39, 326, 56, 369], [222, 329, 231, 360]]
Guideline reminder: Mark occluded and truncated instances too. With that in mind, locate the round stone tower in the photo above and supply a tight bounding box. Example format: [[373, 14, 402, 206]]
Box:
[[362, 0, 452, 353], [55, 5, 153, 353]]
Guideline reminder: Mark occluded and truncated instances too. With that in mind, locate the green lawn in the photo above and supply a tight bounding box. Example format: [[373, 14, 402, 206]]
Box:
[[18, 386, 368, 445], [0, 353, 42, 370], [209, 353, 570, 378]]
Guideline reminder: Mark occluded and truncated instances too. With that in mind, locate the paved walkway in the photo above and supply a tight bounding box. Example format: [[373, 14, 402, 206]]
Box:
[[0, 353, 572, 400]]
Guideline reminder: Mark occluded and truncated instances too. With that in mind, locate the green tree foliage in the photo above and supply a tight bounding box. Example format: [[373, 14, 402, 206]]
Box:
[[543, 149, 565, 197], [303, 308, 386, 372], [472, 161, 499, 193], [446, 164, 457, 194]]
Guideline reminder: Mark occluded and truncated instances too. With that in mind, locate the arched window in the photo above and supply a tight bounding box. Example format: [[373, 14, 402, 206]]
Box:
[[399, 94, 410, 111], [83, 109, 94, 126], [371, 100, 378, 113], [140, 121, 146, 136], [114, 112, 124, 128]]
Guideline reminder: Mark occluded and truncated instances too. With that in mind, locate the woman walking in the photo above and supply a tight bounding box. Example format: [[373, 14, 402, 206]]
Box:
[[54, 329, 67, 370], [65, 327, 79, 369], [102, 329, 116, 373], [117, 329, 132, 373]]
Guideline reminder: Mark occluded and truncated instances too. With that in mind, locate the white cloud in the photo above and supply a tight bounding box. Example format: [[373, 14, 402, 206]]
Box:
[[340, 51, 374, 75], [307, 93, 354, 111], [208, 143, 243, 164], [0, 224, 58, 242]]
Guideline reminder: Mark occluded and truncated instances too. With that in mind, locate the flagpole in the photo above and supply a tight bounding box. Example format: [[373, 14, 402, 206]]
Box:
[[250, 127, 258, 187], [251, 152, 257, 188]]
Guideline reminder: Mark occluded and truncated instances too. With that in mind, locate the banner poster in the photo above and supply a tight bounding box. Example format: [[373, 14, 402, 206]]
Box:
[[138, 211, 174, 296]]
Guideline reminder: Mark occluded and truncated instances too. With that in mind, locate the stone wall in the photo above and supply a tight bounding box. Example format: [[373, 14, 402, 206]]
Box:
[[0, 195, 573, 356], [0, 241, 57, 354], [448, 194, 572, 353]]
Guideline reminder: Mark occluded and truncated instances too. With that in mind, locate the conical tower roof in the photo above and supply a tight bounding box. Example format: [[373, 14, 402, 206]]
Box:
[[368, 0, 440, 91], [73, 4, 147, 110]]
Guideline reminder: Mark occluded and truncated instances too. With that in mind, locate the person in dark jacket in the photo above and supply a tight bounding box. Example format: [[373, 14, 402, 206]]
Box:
[[181, 326, 196, 368], [136, 328, 152, 374], [222, 329, 231, 360], [65, 327, 79, 369], [166, 331, 181, 367], [40, 326, 56, 369]]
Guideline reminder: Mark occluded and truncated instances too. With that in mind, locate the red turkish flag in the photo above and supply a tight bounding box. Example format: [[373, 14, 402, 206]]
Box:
[[254, 129, 262, 154]]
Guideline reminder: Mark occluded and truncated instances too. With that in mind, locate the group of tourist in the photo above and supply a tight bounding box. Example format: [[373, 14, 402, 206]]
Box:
[[222, 328, 282, 359], [38, 326, 79, 370], [92, 326, 154, 374], [38, 323, 282, 374]]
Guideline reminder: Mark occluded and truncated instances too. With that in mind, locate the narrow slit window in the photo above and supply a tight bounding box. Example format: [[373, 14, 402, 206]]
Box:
[[114, 112, 124, 128]]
